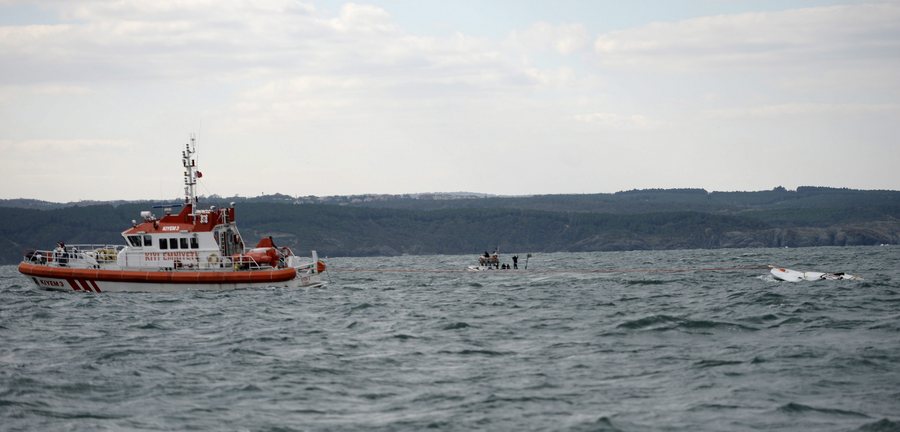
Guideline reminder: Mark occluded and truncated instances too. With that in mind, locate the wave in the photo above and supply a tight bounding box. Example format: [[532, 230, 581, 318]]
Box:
[[737, 313, 780, 324], [617, 314, 758, 332], [31, 408, 128, 420], [438, 349, 511, 356], [776, 402, 870, 418], [228, 347, 267, 356], [693, 359, 743, 368], [484, 393, 571, 404], [623, 279, 670, 286], [859, 281, 896, 289], [687, 403, 742, 411], [442, 322, 471, 330], [96, 348, 151, 361], [350, 302, 374, 311], [754, 292, 787, 305], [566, 416, 625, 432], [853, 419, 900, 432], [869, 321, 900, 331], [134, 321, 167, 330], [616, 314, 680, 329], [768, 317, 803, 328]]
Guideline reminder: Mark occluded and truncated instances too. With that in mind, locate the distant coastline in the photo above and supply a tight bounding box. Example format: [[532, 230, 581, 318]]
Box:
[[1, 187, 898, 264]]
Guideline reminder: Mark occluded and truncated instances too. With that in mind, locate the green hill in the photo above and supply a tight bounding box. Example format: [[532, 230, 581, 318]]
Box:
[[1, 187, 899, 264]]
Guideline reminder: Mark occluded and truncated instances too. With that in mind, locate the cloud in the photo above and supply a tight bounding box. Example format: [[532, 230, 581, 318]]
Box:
[[509, 22, 589, 56], [573, 112, 660, 130], [0, 0, 558, 155], [58, 0, 316, 22], [0, 1, 334, 85], [0, 83, 91, 104], [30, 84, 91, 95], [707, 103, 900, 119], [2, 1, 899, 199], [0, 0, 535, 93], [593, 3, 900, 70], [0, 138, 130, 153], [329, 3, 394, 33]]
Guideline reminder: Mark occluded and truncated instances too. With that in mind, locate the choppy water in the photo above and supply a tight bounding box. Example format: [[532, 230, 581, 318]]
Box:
[[1, 246, 899, 431]]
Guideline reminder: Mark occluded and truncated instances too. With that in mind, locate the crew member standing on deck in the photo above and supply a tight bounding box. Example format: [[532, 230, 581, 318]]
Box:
[[512, 255, 519, 269], [55, 242, 69, 267]]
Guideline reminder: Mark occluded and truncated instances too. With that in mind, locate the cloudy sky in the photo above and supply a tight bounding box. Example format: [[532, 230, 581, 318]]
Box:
[[1, 0, 898, 202]]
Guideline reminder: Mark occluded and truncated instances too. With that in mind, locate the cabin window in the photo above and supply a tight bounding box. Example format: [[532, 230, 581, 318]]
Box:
[[190, 237, 199, 249], [128, 236, 142, 247], [180, 238, 188, 249], [169, 238, 178, 249], [159, 238, 168, 250], [143, 235, 152, 246]]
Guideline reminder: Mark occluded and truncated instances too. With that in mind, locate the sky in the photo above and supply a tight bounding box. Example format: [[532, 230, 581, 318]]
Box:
[[1, 0, 898, 202]]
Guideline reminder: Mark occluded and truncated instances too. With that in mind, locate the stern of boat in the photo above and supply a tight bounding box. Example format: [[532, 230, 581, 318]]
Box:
[[288, 250, 327, 288]]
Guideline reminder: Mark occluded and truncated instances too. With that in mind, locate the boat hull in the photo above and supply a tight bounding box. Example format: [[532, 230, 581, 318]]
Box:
[[467, 265, 509, 272], [18, 262, 324, 293], [769, 266, 860, 282]]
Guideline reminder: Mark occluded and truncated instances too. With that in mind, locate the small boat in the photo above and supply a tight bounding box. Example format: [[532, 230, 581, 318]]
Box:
[[466, 251, 526, 271], [467, 250, 501, 272], [17, 136, 327, 293], [769, 265, 860, 282]]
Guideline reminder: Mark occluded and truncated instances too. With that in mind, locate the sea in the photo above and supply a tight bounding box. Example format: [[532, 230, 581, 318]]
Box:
[[1, 246, 898, 432]]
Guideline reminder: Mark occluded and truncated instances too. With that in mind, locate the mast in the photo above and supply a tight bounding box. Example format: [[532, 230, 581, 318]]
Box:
[[183, 134, 199, 215]]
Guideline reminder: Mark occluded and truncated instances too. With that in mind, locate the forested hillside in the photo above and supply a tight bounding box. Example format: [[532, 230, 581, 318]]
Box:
[[1, 187, 898, 264]]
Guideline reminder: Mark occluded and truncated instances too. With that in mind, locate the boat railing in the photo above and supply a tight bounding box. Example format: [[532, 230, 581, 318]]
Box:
[[25, 246, 281, 272], [204, 255, 280, 272], [23, 245, 124, 267], [227, 255, 268, 271], [118, 251, 273, 271]]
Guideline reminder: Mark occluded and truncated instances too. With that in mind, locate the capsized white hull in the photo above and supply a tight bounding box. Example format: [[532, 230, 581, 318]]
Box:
[[769, 266, 860, 282]]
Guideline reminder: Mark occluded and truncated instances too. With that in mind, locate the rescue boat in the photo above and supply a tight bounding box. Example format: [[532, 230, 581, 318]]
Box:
[[17, 136, 327, 293]]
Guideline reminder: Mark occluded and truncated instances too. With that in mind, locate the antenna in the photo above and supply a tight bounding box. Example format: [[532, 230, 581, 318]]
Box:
[[183, 135, 199, 215], [196, 120, 201, 168]]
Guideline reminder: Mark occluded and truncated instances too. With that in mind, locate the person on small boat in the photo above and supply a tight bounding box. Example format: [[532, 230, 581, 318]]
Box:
[[512, 255, 518, 269]]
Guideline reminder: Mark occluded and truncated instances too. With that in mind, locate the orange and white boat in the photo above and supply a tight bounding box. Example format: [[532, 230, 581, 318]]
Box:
[[18, 136, 326, 293]]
